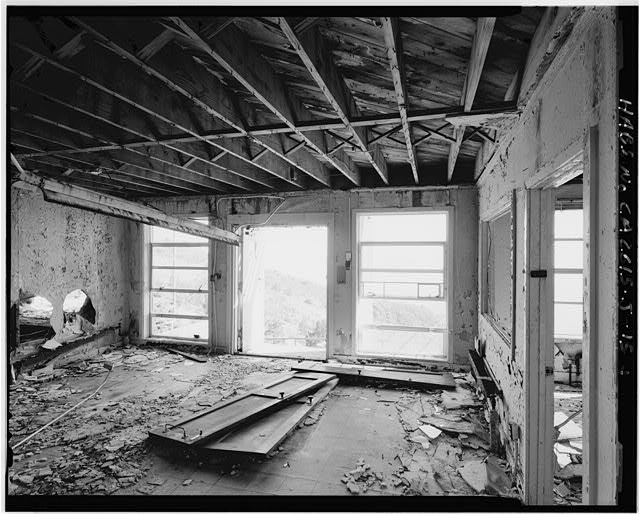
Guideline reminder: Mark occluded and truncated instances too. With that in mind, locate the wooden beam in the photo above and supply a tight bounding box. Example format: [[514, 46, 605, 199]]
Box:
[[15, 30, 88, 81], [11, 154, 240, 245], [279, 20, 388, 184], [67, 17, 313, 189], [136, 29, 175, 61], [447, 17, 496, 183], [381, 17, 419, 184], [368, 125, 402, 146], [164, 17, 361, 186]]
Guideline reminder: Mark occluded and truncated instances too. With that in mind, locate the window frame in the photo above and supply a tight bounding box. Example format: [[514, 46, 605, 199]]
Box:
[[481, 200, 515, 345], [352, 207, 452, 362], [553, 201, 584, 342], [144, 217, 211, 343]]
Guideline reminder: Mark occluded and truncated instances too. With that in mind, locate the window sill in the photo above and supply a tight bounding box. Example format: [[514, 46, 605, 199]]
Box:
[[482, 313, 512, 347]]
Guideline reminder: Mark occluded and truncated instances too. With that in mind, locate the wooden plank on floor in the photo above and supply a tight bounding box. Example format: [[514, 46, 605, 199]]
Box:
[[148, 371, 336, 446], [290, 361, 456, 389], [200, 378, 339, 456]]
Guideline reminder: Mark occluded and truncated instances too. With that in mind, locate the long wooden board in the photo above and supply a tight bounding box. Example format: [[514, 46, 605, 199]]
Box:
[[200, 378, 339, 456], [148, 371, 335, 445], [290, 361, 456, 389]]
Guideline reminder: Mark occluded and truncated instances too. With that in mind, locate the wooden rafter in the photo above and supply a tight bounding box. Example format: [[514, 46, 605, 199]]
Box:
[[447, 17, 496, 183], [381, 17, 419, 184], [163, 17, 361, 186], [11, 79, 283, 191], [67, 18, 316, 189], [279, 19, 389, 184], [10, 107, 237, 194]]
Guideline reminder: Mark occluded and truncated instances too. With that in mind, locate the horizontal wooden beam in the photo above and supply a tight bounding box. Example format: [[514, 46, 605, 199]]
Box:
[[11, 154, 240, 245], [16, 100, 518, 159]]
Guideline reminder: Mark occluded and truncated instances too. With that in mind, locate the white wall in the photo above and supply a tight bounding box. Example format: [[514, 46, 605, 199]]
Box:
[[476, 7, 618, 503]]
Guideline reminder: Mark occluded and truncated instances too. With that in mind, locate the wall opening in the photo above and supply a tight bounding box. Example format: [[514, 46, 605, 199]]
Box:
[[18, 293, 55, 344], [239, 225, 328, 360], [61, 289, 97, 338]]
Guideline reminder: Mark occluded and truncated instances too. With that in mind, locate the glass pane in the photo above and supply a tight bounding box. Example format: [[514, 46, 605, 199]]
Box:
[[555, 209, 583, 239], [152, 269, 209, 291], [418, 284, 441, 298], [359, 212, 447, 242], [151, 291, 207, 316], [151, 317, 208, 339], [554, 303, 583, 339], [554, 273, 583, 303], [358, 298, 446, 329], [361, 271, 443, 284], [384, 283, 418, 298], [361, 245, 443, 270], [554, 241, 583, 269], [152, 246, 208, 268], [150, 226, 207, 243], [358, 327, 446, 359], [362, 283, 384, 298]]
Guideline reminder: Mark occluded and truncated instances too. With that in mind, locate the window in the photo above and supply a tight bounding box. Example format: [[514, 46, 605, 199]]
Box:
[[355, 211, 448, 360], [554, 207, 583, 340], [482, 208, 513, 339], [148, 218, 209, 341]]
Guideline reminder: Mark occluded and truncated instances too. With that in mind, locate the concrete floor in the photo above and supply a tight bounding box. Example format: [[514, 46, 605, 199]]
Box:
[[8, 345, 516, 500]]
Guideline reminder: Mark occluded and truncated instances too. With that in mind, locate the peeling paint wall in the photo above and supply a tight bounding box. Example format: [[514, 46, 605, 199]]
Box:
[[10, 186, 129, 335], [475, 8, 618, 499], [128, 187, 478, 366]]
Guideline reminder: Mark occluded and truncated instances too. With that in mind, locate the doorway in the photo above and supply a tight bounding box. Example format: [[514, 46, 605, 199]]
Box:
[[239, 224, 328, 360]]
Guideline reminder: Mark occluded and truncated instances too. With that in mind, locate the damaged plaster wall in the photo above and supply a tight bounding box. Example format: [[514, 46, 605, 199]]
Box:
[[11, 186, 129, 335], [128, 187, 478, 366], [475, 7, 618, 502]]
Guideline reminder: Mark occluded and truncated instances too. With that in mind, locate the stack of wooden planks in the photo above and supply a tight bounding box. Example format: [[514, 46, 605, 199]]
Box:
[[148, 371, 338, 456]]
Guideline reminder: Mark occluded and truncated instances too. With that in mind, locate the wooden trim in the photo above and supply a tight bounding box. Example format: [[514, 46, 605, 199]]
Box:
[[381, 17, 419, 184]]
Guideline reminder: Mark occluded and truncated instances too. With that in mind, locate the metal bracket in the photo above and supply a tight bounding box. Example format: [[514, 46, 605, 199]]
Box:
[[530, 269, 548, 278]]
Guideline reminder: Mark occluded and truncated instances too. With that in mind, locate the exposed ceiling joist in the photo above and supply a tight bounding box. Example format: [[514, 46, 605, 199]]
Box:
[[67, 17, 312, 189], [447, 17, 496, 183], [279, 19, 389, 184], [11, 154, 240, 245], [381, 17, 420, 184], [163, 17, 361, 186]]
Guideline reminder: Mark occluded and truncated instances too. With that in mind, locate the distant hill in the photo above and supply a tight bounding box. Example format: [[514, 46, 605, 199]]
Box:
[[263, 268, 326, 342]]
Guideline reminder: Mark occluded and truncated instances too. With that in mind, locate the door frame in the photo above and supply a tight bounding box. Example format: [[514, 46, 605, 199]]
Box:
[[227, 212, 334, 360]]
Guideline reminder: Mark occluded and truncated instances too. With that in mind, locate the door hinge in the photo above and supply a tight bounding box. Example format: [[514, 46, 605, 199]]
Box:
[[530, 269, 548, 278], [545, 366, 554, 375]]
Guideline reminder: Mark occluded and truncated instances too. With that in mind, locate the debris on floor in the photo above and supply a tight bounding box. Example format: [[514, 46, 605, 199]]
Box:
[[553, 386, 583, 505], [8, 346, 290, 495]]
